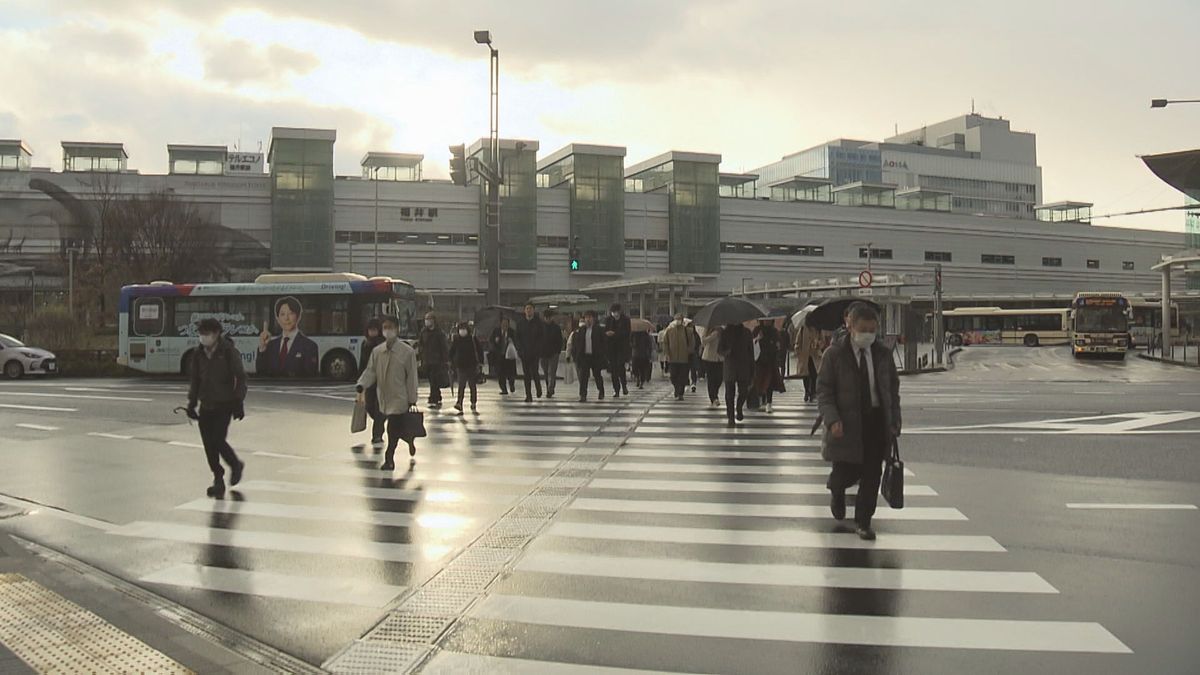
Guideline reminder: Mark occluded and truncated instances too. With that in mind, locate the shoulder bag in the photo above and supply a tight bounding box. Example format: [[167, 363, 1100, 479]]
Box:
[[881, 438, 904, 509]]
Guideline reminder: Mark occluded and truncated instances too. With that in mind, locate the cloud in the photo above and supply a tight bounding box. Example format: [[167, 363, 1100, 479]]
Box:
[[201, 37, 320, 86]]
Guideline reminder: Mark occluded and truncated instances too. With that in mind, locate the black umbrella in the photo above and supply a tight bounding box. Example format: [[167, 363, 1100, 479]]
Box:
[[692, 296, 769, 328], [473, 305, 522, 339], [804, 297, 881, 332]]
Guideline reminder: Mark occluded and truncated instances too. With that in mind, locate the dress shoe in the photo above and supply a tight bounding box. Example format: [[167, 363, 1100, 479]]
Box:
[[408, 443, 417, 457], [230, 460, 244, 487], [830, 490, 846, 521], [381, 459, 395, 471], [856, 526, 876, 541], [206, 480, 225, 498], [524, 395, 533, 403], [736, 410, 744, 421]]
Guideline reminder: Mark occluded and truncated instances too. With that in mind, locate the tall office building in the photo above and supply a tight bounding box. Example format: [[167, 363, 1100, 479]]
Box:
[[753, 113, 1043, 219]]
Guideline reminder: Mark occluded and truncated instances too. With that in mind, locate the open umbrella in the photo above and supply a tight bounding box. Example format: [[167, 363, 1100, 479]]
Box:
[[692, 296, 768, 328], [630, 318, 654, 333], [473, 305, 522, 339], [803, 297, 881, 332]]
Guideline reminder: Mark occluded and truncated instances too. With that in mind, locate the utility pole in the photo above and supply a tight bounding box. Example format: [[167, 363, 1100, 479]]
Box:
[[933, 263, 944, 366], [68, 248, 76, 316], [373, 166, 380, 277], [475, 30, 501, 307]]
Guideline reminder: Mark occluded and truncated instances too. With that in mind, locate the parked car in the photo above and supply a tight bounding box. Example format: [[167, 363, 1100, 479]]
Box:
[[0, 333, 57, 379]]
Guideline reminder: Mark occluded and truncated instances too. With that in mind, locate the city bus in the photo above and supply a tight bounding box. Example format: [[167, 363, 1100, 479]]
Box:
[[1070, 292, 1130, 359], [943, 307, 1071, 347], [118, 273, 420, 379], [1129, 298, 1180, 348]]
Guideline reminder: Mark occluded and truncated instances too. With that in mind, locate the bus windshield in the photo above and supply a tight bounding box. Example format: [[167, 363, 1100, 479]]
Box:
[[1075, 305, 1127, 332]]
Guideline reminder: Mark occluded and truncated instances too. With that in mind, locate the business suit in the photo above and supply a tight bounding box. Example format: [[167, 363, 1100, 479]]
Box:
[[571, 324, 606, 400], [256, 332, 319, 377], [818, 334, 901, 530], [603, 313, 632, 396]]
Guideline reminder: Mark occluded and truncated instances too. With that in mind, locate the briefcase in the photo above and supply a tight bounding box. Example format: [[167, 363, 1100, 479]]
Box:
[[350, 400, 368, 433], [881, 438, 904, 509], [398, 408, 427, 441]]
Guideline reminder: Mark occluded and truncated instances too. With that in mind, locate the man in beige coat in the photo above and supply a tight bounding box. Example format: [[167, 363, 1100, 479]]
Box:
[[794, 323, 823, 403], [356, 316, 420, 470], [660, 314, 694, 400]]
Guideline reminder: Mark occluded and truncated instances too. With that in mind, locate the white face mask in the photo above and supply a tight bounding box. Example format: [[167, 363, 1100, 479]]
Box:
[[579, 322, 586, 329], [199, 334, 217, 348], [383, 328, 398, 341], [424, 319, 433, 328], [458, 329, 468, 337], [851, 332, 876, 349], [611, 311, 619, 318]]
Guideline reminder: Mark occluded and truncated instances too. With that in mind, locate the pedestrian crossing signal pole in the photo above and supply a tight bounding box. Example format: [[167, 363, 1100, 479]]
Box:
[[934, 263, 944, 366], [570, 236, 581, 271]]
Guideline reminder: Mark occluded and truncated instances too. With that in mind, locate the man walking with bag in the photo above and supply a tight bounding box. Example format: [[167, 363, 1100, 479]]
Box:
[[357, 316, 421, 470], [186, 318, 246, 498], [516, 303, 545, 402], [817, 302, 901, 541]]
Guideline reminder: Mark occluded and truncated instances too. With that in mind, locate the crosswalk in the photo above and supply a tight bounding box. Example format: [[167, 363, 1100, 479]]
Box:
[[81, 375, 1131, 672]]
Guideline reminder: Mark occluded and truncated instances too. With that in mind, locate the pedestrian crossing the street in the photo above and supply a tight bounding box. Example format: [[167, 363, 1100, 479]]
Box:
[[79, 377, 1131, 673]]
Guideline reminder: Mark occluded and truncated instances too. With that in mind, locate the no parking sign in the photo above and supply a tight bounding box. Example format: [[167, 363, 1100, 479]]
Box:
[[858, 270, 874, 288]]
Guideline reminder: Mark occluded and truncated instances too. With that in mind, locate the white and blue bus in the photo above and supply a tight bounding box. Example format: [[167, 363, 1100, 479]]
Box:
[[118, 273, 420, 379]]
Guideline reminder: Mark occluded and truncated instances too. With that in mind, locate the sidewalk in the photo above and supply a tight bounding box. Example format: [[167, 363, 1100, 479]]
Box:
[[0, 530, 278, 674], [1137, 352, 1200, 368]]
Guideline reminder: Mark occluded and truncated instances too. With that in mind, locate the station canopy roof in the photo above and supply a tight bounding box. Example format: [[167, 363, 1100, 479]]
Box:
[[1142, 149, 1200, 199]]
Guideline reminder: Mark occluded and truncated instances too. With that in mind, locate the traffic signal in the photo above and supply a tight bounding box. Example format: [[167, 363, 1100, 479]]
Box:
[[569, 245, 580, 271], [449, 144, 466, 185]]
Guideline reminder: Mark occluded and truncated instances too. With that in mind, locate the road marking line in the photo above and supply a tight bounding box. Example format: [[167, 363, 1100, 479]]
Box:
[[140, 564, 406, 607], [546, 521, 1001, 552], [421, 653, 676, 674], [570, 498, 965, 521], [1066, 503, 1197, 510], [617, 448, 821, 459], [516, 551, 1057, 594], [252, 451, 309, 460], [284, 464, 538, 486], [87, 432, 134, 440], [470, 595, 1131, 653], [238, 479, 517, 505], [586, 478, 937, 496], [625, 437, 814, 447], [176, 499, 477, 531], [15, 423, 58, 431], [167, 441, 204, 449], [0, 391, 152, 402], [110, 521, 451, 562], [602, 462, 916, 477], [0, 403, 76, 412], [0, 495, 115, 531]]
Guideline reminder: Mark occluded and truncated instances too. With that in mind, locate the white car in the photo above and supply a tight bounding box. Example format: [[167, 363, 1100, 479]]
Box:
[[0, 333, 58, 379]]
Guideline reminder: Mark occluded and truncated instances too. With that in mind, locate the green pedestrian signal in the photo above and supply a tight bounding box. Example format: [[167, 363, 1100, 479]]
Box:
[[569, 244, 580, 271], [570, 259, 580, 271]]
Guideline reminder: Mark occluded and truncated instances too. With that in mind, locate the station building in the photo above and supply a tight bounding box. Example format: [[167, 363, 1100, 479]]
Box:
[[0, 119, 1190, 320]]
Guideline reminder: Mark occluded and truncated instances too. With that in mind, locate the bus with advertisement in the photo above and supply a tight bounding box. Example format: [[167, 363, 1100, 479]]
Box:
[[118, 273, 421, 379], [942, 307, 1071, 347], [1070, 292, 1130, 358], [1129, 298, 1180, 348]]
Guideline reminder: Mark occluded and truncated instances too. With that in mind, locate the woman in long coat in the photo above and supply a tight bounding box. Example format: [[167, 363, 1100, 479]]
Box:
[[356, 317, 420, 471], [794, 323, 823, 403]]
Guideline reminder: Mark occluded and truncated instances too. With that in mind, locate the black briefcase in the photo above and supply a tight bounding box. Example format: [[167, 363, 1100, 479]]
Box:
[[398, 408, 427, 441], [881, 438, 904, 509]]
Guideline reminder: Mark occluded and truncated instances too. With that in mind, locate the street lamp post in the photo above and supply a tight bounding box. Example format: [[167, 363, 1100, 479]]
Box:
[[1151, 98, 1200, 108], [373, 166, 380, 277], [475, 30, 501, 307]]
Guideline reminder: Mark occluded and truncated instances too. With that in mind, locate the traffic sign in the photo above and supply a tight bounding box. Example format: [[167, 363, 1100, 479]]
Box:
[[858, 270, 874, 288]]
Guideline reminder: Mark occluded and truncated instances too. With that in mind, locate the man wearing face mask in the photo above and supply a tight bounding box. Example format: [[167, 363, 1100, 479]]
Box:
[[357, 316, 420, 469], [603, 303, 631, 397], [817, 302, 901, 541], [448, 321, 483, 413], [417, 312, 449, 408], [186, 318, 247, 498]]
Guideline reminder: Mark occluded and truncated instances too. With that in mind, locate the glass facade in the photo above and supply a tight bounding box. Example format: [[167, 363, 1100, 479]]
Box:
[[474, 142, 538, 271], [668, 160, 721, 274], [543, 152, 624, 273], [270, 132, 335, 270]]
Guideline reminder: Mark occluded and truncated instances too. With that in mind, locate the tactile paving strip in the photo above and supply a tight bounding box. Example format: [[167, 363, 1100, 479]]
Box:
[[0, 573, 192, 674], [328, 641, 428, 674]]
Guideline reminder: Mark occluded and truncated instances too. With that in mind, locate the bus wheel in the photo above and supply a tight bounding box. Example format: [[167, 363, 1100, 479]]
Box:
[[323, 350, 357, 381], [1023, 334, 1039, 347], [948, 334, 963, 347]]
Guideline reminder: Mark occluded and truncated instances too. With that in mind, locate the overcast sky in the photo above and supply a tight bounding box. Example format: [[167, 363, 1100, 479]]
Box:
[[1, 0, 1196, 232]]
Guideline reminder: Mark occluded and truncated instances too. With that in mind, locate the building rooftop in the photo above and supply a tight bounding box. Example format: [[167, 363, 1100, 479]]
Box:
[[0, 140, 33, 156], [538, 143, 626, 170], [625, 150, 722, 178], [61, 141, 128, 158], [360, 152, 424, 168]]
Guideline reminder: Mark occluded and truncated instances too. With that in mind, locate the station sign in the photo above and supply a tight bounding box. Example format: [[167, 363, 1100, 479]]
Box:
[[225, 152, 264, 175]]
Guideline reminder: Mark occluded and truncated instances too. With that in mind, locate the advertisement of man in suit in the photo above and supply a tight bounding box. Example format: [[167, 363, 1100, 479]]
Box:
[[256, 296, 319, 377]]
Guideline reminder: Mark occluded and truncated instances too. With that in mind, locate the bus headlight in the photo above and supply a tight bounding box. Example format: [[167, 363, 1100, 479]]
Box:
[[1074, 339, 1086, 346]]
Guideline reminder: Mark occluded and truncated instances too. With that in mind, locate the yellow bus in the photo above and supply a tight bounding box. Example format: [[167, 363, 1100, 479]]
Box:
[[943, 307, 1071, 347]]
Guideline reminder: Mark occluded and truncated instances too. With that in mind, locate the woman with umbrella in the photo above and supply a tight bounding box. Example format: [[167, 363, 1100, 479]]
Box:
[[695, 296, 768, 426], [794, 316, 824, 403], [752, 318, 783, 413]]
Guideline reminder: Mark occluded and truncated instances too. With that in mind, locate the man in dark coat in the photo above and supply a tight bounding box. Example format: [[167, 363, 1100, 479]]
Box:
[[417, 312, 449, 407], [603, 303, 632, 397], [818, 302, 901, 541], [448, 321, 484, 413], [539, 309, 564, 398], [516, 303, 545, 402], [718, 322, 754, 427], [187, 318, 247, 498], [571, 310, 606, 401]]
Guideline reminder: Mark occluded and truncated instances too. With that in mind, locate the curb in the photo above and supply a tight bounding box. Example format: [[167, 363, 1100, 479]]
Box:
[[1136, 353, 1200, 369]]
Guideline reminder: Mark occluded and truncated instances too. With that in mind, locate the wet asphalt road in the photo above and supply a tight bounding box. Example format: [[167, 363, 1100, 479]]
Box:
[[0, 346, 1197, 673]]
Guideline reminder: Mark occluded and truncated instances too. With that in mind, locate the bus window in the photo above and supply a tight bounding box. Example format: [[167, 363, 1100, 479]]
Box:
[[318, 297, 351, 336], [173, 298, 226, 336], [133, 297, 165, 337], [226, 297, 270, 337]]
